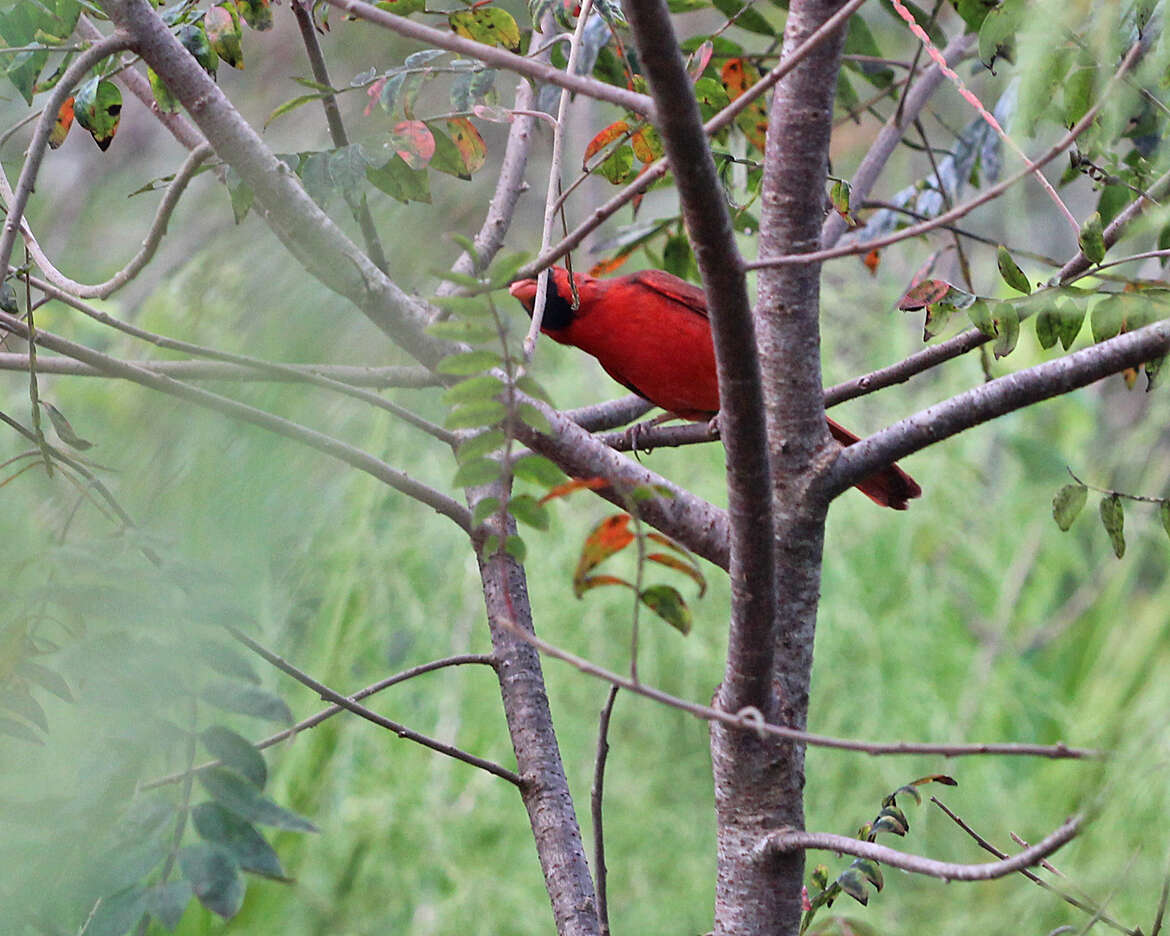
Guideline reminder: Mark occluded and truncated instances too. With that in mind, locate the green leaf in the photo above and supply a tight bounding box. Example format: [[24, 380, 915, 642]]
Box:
[[84, 884, 149, 936], [144, 879, 193, 932], [837, 867, 870, 905], [40, 400, 93, 450], [201, 680, 292, 723], [1054, 297, 1085, 350], [1100, 494, 1125, 558], [639, 584, 692, 634], [177, 23, 217, 76], [148, 66, 180, 114], [1035, 304, 1059, 350], [1160, 501, 1170, 541], [504, 534, 527, 561], [966, 299, 997, 338], [225, 166, 253, 223], [195, 639, 260, 684], [179, 843, 245, 919], [197, 767, 318, 832], [852, 858, 884, 891], [365, 153, 430, 204], [1078, 211, 1106, 264], [1052, 484, 1087, 531], [1090, 294, 1125, 343], [510, 453, 563, 487], [73, 76, 122, 151], [0, 716, 42, 744], [427, 318, 498, 345], [711, 0, 776, 35], [992, 302, 1019, 358], [442, 374, 504, 406], [508, 494, 549, 530], [236, 0, 273, 29], [435, 349, 502, 375], [201, 726, 267, 789], [444, 399, 507, 429], [455, 428, 506, 462], [996, 245, 1031, 294], [515, 374, 554, 405], [515, 402, 552, 435], [452, 457, 501, 487], [471, 496, 500, 525], [14, 659, 72, 702], [192, 802, 288, 879]]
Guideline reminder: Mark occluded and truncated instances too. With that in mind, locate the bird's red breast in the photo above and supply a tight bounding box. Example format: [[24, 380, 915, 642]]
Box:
[[510, 266, 921, 509]]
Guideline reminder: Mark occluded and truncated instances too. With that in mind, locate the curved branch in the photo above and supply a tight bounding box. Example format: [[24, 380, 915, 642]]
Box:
[[756, 815, 1083, 882], [28, 275, 455, 444], [225, 626, 520, 785], [827, 320, 1170, 499], [322, 0, 654, 118], [821, 31, 976, 250], [748, 39, 1144, 270], [0, 33, 132, 278], [0, 308, 473, 531], [0, 353, 438, 387], [7, 144, 214, 299], [97, 0, 448, 368]]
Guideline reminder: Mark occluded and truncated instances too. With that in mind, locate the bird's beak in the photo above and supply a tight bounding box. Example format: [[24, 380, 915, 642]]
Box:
[[509, 278, 538, 313]]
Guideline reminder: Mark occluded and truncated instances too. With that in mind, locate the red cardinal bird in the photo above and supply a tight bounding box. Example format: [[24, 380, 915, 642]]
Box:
[[510, 266, 921, 510]]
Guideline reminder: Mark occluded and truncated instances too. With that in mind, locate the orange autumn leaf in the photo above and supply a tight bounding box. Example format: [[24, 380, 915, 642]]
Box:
[[864, 248, 881, 275], [721, 59, 768, 150], [897, 279, 952, 311], [538, 476, 608, 505], [584, 121, 630, 165], [574, 514, 636, 593], [49, 97, 74, 149], [589, 252, 634, 277], [392, 119, 435, 168], [447, 117, 486, 175]]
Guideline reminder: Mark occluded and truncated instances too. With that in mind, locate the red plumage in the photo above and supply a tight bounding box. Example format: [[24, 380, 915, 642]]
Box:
[[510, 266, 921, 510]]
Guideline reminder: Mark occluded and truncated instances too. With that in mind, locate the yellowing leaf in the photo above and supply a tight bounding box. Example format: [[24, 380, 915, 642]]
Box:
[[74, 78, 122, 151], [449, 7, 521, 52], [205, 5, 244, 70], [391, 119, 435, 168], [446, 117, 486, 175]]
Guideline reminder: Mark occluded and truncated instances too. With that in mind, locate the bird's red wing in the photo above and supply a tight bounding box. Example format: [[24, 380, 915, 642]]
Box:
[[627, 270, 710, 319]]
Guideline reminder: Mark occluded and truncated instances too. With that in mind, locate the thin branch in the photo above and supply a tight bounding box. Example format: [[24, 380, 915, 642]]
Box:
[[291, 0, 388, 274], [565, 395, 653, 432], [826, 319, 1170, 500], [0, 34, 132, 278], [749, 40, 1145, 270], [822, 31, 976, 250], [28, 275, 455, 444], [523, 0, 597, 358], [931, 797, 1139, 935], [141, 654, 497, 790], [492, 602, 1100, 759], [755, 815, 1083, 882], [520, 0, 870, 278], [1152, 868, 1170, 936], [225, 626, 520, 785], [5, 145, 215, 299], [0, 308, 473, 531], [0, 352, 438, 386], [591, 685, 619, 936], [321, 0, 653, 118]]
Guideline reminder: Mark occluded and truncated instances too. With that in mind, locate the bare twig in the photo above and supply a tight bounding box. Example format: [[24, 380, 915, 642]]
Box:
[[0, 308, 473, 531], [931, 797, 1139, 935], [5, 145, 215, 299], [592, 685, 619, 936], [141, 654, 497, 790], [756, 816, 1083, 881], [291, 0, 388, 273], [0, 353, 439, 387], [225, 626, 520, 785]]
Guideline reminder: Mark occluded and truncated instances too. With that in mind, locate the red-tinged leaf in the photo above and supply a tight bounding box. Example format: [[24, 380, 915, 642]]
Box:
[[721, 58, 769, 149], [640, 584, 692, 634], [863, 248, 880, 275], [576, 574, 635, 594], [391, 119, 435, 168], [365, 77, 386, 117], [584, 121, 631, 164], [897, 279, 951, 311], [688, 39, 714, 80], [574, 514, 635, 591], [631, 125, 664, 163], [449, 7, 521, 51], [446, 117, 486, 175], [589, 252, 634, 277], [646, 552, 707, 596], [539, 477, 609, 504], [48, 97, 73, 149], [206, 5, 244, 69]]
